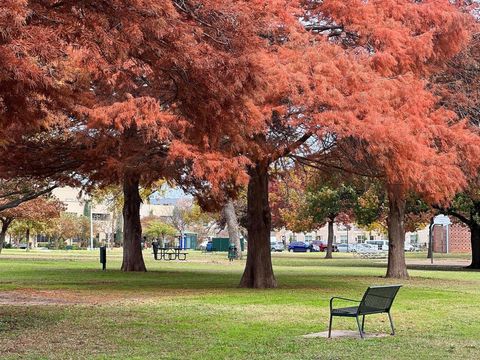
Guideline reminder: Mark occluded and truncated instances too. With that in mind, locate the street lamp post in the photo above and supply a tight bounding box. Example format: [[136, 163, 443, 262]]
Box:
[[346, 226, 349, 252], [89, 200, 94, 250]]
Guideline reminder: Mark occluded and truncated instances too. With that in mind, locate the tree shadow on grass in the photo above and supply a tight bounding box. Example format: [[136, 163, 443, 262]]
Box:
[[276, 257, 479, 273], [1, 266, 382, 293], [0, 306, 64, 333], [406, 264, 478, 272]]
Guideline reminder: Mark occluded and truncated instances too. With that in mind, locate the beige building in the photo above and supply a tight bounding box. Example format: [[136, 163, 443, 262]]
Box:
[[52, 187, 174, 246], [140, 203, 174, 221]]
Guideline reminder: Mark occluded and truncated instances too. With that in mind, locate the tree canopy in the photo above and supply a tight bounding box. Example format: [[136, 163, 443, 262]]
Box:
[[0, 195, 64, 252], [0, 1, 479, 285], [144, 221, 177, 242]]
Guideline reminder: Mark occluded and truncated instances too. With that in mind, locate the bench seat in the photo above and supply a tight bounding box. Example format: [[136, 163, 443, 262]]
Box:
[[331, 306, 359, 317]]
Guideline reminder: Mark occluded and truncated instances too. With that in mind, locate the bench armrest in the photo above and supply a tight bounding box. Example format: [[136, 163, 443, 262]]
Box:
[[330, 297, 360, 311]]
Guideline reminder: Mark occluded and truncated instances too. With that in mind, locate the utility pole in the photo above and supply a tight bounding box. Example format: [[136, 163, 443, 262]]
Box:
[[346, 225, 350, 252], [90, 200, 94, 250], [428, 218, 434, 264]]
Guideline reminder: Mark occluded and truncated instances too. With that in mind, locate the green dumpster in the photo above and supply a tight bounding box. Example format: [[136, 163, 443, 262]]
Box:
[[212, 237, 245, 252]]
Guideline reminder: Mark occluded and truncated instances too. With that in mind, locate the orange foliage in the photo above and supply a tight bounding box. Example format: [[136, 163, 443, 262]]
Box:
[[0, 0, 478, 208], [319, 0, 472, 76], [0, 196, 64, 222], [238, 0, 480, 207], [0, 1, 297, 194]]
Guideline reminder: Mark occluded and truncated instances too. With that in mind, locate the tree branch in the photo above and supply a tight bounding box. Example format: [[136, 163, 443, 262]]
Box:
[[432, 205, 473, 227], [0, 185, 57, 212], [270, 132, 313, 163], [291, 154, 383, 178], [304, 25, 343, 32]]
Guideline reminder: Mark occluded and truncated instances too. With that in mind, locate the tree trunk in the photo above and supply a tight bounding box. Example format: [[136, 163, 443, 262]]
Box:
[[386, 184, 409, 278], [121, 172, 147, 272], [224, 199, 242, 259], [325, 219, 334, 259], [25, 227, 30, 251], [0, 218, 13, 254], [0, 231, 5, 254], [467, 223, 480, 269], [427, 217, 434, 259], [240, 162, 277, 288]]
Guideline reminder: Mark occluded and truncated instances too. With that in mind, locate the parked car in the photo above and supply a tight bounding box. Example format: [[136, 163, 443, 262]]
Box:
[[347, 244, 358, 252], [366, 240, 389, 251], [288, 241, 310, 252], [336, 243, 351, 252], [310, 240, 338, 252], [271, 241, 285, 252], [310, 243, 321, 252], [404, 243, 420, 252], [354, 243, 378, 253]]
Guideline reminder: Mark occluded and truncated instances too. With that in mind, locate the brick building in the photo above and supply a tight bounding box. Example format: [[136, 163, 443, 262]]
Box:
[[432, 223, 471, 253]]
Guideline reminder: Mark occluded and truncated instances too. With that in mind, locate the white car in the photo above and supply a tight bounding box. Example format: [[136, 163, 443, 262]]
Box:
[[366, 240, 389, 251], [337, 243, 354, 252], [404, 244, 420, 252], [355, 243, 379, 253], [355, 243, 387, 259]]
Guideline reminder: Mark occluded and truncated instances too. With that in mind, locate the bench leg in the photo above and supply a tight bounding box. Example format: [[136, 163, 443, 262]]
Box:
[[356, 316, 364, 339], [388, 312, 395, 335], [328, 314, 333, 338], [361, 315, 365, 334]]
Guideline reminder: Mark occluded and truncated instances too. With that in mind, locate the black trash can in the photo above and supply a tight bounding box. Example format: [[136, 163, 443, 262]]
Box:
[[100, 246, 107, 271]]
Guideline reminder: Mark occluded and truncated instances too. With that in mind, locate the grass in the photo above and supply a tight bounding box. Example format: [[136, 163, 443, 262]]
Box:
[[0, 249, 479, 359]]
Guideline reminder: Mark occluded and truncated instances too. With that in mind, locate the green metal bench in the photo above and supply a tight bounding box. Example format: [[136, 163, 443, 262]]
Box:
[[328, 285, 402, 339]]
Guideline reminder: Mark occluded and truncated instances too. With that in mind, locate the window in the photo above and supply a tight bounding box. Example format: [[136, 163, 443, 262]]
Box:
[[92, 213, 110, 221], [316, 235, 322, 241], [370, 235, 375, 240], [339, 235, 348, 244], [356, 235, 367, 243], [305, 235, 313, 242]]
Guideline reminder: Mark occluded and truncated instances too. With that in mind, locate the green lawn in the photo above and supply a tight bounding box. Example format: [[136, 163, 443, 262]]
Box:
[[1, 249, 479, 359]]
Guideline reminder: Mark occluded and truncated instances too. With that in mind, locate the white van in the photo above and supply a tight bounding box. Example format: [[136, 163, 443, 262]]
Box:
[[366, 240, 389, 251]]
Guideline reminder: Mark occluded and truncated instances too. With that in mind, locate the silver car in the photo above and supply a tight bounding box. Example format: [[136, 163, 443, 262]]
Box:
[[271, 242, 285, 252], [356, 243, 380, 253], [336, 243, 351, 252]]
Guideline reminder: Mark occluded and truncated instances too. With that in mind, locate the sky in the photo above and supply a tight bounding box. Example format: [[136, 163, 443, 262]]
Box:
[[150, 185, 192, 205]]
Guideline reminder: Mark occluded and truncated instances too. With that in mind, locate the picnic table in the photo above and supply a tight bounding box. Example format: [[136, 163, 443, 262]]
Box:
[[156, 247, 188, 261]]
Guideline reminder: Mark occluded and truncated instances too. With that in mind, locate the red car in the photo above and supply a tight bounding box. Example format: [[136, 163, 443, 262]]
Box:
[[310, 240, 338, 252]]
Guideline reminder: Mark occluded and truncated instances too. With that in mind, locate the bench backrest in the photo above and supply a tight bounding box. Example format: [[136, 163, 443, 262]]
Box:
[[358, 285, 401, 315]]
